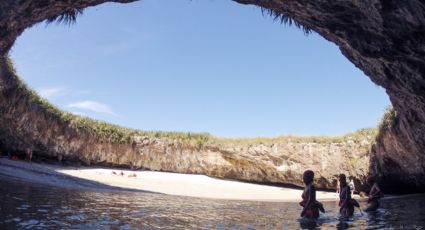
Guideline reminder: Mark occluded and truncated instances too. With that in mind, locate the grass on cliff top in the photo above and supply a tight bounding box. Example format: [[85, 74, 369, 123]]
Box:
[[378, 106, 396, 131], [7, 57, 378, 147], [210, 128, 378, 146]]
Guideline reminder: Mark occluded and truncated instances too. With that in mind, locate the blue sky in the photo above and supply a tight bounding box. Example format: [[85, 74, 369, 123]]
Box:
[[10, 0, 390, 137]]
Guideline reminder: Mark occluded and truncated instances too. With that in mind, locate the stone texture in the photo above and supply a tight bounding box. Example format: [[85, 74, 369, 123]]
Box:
[[371, 116, 425, 193], [1, 0, 425, 193]]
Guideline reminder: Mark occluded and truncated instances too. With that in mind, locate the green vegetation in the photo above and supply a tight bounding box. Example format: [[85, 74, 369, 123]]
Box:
[[68, 115, 212, 145], [210, 128, 377, 146], [8, 57, 76, 123], [378, 106, 397, 130], [6, 57, 379, 148], [260, 7, 312, 35], [43, 5, 311, 34], [46, 8, 84, 26]]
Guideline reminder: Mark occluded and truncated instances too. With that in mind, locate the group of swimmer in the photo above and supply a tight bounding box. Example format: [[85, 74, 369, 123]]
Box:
[[300, 170, 383, 219]]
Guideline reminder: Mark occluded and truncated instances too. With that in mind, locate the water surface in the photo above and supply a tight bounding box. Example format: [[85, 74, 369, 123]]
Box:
[[0, 175, 424, 229]]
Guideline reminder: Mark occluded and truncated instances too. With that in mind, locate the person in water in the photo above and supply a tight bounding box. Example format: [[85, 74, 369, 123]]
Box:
[[338, 174, 359, 216], [300, 170, 325, 218], [364, 175, 383, 212], [348, 179, 355, 195]]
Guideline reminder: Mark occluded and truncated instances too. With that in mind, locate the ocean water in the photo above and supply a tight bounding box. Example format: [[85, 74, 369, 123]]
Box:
[[0, 174, 424, 229]]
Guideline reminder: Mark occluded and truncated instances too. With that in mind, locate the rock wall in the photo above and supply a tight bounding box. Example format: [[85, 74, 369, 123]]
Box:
[[1, 0, 425, 193], [370, 111, 425, 193], [0, 59, 137, 166], [136, 138, 372, 189]]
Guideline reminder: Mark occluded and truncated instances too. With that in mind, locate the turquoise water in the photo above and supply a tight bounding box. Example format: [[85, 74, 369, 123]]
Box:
[[0, 174, 424, 229]]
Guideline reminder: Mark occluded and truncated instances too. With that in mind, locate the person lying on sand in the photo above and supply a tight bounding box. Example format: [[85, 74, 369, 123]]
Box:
[[128, 173, 137, 178], [111, 171, 128, 177]]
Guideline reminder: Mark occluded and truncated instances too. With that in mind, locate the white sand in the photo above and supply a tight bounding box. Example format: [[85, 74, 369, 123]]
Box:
[[0, 158, 345, 202]]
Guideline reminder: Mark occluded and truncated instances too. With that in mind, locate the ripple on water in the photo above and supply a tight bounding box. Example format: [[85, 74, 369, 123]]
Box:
[[0, 174, 424, 229]]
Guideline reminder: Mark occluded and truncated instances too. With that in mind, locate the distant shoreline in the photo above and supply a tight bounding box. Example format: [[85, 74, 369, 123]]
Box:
[[0, 157, 349, 202]]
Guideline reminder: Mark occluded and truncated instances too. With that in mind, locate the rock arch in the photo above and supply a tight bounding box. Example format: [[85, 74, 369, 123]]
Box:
[[1, 0, 424, 192]]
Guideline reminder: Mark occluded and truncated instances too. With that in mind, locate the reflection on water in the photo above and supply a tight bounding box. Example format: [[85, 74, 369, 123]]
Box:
[[0, 175, 424, 229]]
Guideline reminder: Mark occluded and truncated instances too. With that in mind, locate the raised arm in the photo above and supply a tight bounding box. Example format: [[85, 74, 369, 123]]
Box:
[[369, 183, 382, 198]]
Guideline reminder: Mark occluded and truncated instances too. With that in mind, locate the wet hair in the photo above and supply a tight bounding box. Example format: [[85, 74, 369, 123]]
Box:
[[303, 170, 314, 184], [339, 174, 347, 186]]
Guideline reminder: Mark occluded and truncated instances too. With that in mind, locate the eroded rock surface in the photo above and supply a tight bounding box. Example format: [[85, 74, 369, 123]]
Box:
[[371, 113, 425, 193], [1, 0, 425, 192]]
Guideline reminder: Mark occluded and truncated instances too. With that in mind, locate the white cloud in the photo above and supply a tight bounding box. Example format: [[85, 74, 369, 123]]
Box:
[[38, 86, 65, 99], [68, 100, 117, 116]]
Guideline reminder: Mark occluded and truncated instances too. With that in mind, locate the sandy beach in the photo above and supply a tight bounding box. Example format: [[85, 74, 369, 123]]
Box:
[[0, 158, 346, 202]]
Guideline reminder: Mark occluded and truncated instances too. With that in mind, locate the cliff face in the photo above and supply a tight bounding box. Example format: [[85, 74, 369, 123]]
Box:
[[1, 0, 425, 193], [370, 110, 425, 193], [135, 139, 372, 189], [0, 59, 136, 166]]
